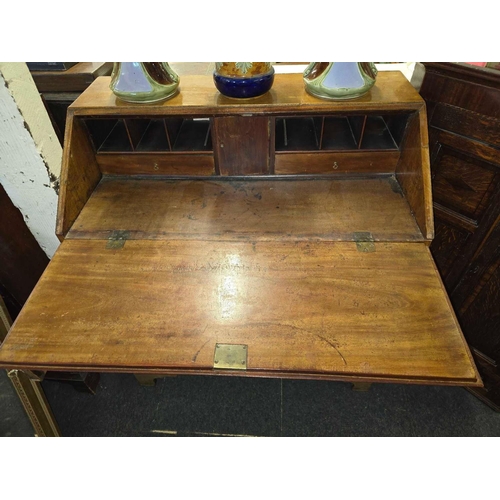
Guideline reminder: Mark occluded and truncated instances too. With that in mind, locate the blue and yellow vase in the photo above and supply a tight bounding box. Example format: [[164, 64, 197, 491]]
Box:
[[303, 62, 378, 100], [213, 62, 275, 99]]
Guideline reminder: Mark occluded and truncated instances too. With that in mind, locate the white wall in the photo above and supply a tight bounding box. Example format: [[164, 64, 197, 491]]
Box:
[[0, 64, 61, 258]]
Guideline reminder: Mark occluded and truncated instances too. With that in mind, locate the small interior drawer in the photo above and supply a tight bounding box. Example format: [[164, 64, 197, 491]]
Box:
[[95, 154, 215, 176], [274, 151, 401, 175]]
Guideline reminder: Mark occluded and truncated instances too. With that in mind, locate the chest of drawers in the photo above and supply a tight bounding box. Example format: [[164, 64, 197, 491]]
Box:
[[420, 62, 500, 408]]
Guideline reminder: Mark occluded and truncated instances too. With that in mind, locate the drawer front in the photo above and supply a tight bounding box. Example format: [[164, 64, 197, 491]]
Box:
[[421, 69, 500, 119], [430, 103, 500, 149], [431, 217, 471, 281], [96, 153, 215, 176], [431, 143, 498, 221], [274, 151, 400, 175], [459, 259, 500, 361]]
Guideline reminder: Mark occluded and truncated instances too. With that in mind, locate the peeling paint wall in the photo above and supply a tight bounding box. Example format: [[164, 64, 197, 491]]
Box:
[[0, 67, 60, 258], [0, 63, 62, 185]]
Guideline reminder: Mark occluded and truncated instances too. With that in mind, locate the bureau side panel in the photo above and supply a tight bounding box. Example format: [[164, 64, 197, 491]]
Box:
[[56, 114, 101, 239], [396, 108, 434, 240]]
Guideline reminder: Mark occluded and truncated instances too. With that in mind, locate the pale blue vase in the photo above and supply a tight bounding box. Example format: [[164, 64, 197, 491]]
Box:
[[304, 62, 378, 100]]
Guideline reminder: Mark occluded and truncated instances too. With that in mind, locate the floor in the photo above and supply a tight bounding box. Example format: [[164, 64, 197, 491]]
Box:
[[2, 369, 500, 437]]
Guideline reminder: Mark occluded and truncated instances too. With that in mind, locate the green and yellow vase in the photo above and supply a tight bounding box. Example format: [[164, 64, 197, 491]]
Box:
[[110, 62, 180, 103], [213, 62, 275, 99], [303, 62, 378, 100]]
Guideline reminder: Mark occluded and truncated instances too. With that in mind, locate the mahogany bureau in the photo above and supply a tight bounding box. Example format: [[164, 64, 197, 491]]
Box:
[[0, 72, 481, 394]]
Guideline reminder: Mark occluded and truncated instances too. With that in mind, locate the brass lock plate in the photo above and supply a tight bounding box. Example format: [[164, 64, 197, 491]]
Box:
[[213, 344, 247, 370]]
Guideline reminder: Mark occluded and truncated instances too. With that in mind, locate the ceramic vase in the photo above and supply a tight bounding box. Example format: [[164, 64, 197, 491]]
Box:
[[303, 62, 378, 100], [110, 62, 180, 103], [213, 62, 275, 99]]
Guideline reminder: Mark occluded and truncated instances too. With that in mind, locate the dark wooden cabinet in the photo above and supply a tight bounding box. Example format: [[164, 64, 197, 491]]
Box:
[[420, 62, 500, 410], [30, 62, 113, 145], [0, 183, 49, 319]]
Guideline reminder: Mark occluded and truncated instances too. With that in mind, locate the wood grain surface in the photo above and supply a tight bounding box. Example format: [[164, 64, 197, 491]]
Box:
[[274, 151, 400, 175], [69, 72, 424, 116], [430, 127, 500, 170], [67, 177, 424, 242], [56, 113, 102, 238], [421, 62, 499, 407], [213, 116, 271, 175], [96, 153, 215, 176], [420, 63, 500, 119], [0, 239, 480, 385], [431, 147, 497, 220], [431, 103, 500, 148], [396, 110, 434, 240]]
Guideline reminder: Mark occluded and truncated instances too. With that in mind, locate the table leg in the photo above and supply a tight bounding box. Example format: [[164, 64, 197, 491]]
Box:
[[135, 374, 157, 386], [8, 369, 61, 437], [351, 382, 372, 392]]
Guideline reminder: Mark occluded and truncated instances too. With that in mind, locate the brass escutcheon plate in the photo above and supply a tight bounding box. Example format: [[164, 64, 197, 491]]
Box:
[[213, 344, 247, 370]]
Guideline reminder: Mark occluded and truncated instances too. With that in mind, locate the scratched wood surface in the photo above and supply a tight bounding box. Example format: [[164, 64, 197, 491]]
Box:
[[67, 177, 424, 242], [0, 239, 479, 385], [69, 72, 424, 116]]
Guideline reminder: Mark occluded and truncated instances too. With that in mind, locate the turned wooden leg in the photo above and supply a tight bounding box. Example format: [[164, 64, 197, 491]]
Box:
[[351, 382, 372, 392], [8, 369, 61, 437]]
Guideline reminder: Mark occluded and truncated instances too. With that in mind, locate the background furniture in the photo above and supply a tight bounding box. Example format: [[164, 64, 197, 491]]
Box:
[[30, 62, 113, 144], [420, 62, 500, 410], [0, 183, 49, 320]]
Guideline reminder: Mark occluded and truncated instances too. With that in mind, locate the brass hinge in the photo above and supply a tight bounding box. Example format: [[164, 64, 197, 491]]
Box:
[[106, 230, 130, 249], [353, 232, 375, 253], [213, 344, 247, 370]]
